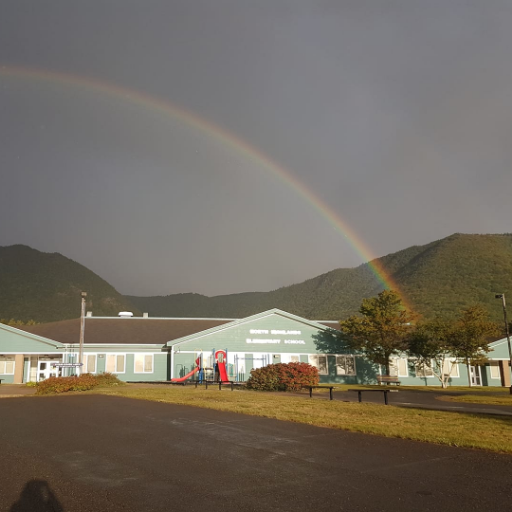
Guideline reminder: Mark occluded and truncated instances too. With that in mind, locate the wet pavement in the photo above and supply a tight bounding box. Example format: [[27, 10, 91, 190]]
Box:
[[330, 388, 512, 416], [1, 394, 512, 512]]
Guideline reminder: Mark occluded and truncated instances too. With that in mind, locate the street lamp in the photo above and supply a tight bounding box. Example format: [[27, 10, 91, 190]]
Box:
[[495, 293, 512, 395], [78, 291, 87, 376]]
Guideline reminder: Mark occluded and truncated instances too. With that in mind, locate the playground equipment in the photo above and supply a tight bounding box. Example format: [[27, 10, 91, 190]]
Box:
[[215, 349, 229, 382], [171, 356, 201, 382], [171, 349, 232, 383]]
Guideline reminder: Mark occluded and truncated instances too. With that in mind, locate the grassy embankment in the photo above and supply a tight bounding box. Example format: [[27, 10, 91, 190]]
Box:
[[93, 385, 512, 454]]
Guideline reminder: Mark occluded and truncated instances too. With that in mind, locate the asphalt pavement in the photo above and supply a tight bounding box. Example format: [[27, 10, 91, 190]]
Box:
[[330, 388, 512, 416], [1, 394, 512, 512]]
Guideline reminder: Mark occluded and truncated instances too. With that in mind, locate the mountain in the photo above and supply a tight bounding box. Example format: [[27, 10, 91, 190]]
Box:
[[128, 234, 512, 322], [0, 245, 139, 322], [394, 233, 512, 320], [2, 234, 511, 324]]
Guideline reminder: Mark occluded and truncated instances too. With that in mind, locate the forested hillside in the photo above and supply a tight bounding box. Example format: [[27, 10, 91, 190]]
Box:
[[2, 234, 511, 323], [0, 245, 139, 322], [128, 234, 512, 322], [395, 233, 512, 320]]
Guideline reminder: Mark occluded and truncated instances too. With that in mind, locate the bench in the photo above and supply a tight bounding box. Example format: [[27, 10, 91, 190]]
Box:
[[196, 380, 237, 391], [303, 385, 335, 401], [377, 375, 401, 386], [348, 389, 398, 405]]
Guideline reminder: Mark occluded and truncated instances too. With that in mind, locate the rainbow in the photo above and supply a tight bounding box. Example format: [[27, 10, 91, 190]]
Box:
[[0, 64, 409, 309]]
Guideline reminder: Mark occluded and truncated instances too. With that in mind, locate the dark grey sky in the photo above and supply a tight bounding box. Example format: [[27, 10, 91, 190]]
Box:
[[1, 1, 511, 296]]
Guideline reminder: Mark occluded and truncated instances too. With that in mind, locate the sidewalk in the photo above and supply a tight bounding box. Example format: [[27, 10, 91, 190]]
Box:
[[330, 388, 512, 416], [0, 384, 37, 398]]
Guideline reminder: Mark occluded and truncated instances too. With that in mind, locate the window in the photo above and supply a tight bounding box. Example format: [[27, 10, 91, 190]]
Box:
[[490, 363, 501, 380], [442, 359, 459, 378], [83, 354, 97, 374], [336, 355, 356, 376], [281, 354, 300, 364], [0, 356, 15, 375], [106, 354, 126, 374], [390, 357, 408, 377], [134, 354, 153, 373], [308, 355, 328, 375], [415, 361, 434, 378]]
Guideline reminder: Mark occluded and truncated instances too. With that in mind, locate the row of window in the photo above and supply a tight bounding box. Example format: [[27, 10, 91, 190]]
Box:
[[81, 354, 154, 374], [306, 355, 494, 379], [391, 357, 461, 378], [308, 355, 356, 376], [0, 354, 504, 379]]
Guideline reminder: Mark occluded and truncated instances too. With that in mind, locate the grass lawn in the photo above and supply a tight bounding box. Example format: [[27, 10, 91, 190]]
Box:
[[93, 385, 512, 454]]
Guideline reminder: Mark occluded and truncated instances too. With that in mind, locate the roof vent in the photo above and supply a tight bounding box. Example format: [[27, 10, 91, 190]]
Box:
[[143, 312, 149, 318], [86, 311, 93, 318], [118, 311, 134, 318]]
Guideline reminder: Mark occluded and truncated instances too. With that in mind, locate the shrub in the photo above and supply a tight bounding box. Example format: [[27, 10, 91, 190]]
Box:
[[245, 364, 281, 391], [35, 372, 123, 395], [94, 372, 123, 387], [275, 362, 320, 391], [246, 362, 319, 391], [36, 374, 98, 395]]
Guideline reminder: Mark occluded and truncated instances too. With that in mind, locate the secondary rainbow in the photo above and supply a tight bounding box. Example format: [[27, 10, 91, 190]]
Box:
[[0, 65, 409, 308]]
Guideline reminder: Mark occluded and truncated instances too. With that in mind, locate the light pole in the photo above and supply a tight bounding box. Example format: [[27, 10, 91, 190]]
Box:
[[78, 291, 87, 376], [495, 293, 512, 395]]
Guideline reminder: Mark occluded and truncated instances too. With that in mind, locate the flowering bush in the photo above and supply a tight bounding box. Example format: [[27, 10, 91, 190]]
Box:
[[36, 372, 123, 395], [246, 362, 319, 391]]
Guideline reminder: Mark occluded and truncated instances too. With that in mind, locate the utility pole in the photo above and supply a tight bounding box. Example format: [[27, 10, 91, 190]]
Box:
[[495, 293, 512, 395], [78, 291, 87, 376]]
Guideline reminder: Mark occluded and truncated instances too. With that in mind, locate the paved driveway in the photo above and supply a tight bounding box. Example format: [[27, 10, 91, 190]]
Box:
[[331, 388, 512, 416], [1, 394, 512, 512]]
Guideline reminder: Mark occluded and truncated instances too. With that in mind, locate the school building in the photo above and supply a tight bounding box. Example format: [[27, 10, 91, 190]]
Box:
[[0, 308, 510, 387]]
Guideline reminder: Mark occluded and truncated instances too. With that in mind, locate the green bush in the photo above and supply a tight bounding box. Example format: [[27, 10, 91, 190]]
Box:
[[94, 372, 123, 387], [35, 372, 123, 395], [246, 362, 319, 391], [246, 365, 281, 391]]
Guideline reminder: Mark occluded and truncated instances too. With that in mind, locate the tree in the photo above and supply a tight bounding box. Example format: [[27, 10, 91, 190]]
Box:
[[339, 290, 415, 375], [407, 318, 457, 388], [0, 318, 38, 327], [448, 305, 499, 386], [408, 306, 499, 388]]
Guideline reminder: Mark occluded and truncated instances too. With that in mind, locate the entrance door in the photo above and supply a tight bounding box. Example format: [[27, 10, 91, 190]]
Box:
[[37, 361, 60, 382], [469, 365, 482, 386]]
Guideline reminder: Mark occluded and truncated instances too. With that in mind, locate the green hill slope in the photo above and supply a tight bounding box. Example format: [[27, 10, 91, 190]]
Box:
[[0, 245, 139, 322], [394, 233, 512, 321], [2, 234, 511, 324], [128, 234, 512, 322]]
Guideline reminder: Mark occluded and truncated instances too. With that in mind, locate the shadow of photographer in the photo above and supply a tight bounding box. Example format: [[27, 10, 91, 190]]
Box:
[[10, 479, 64, 512]]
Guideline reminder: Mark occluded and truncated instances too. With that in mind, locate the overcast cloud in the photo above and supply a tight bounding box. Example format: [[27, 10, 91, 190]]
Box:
[[1, 1, 511, 296]]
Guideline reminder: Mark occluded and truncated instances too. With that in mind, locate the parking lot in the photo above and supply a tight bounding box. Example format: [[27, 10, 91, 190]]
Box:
[[1, 394, 512, 511]]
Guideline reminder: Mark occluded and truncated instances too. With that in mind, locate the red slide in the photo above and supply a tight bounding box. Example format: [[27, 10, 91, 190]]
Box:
[[171, 366, 199, 382], [217, 361, 229, 382]]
